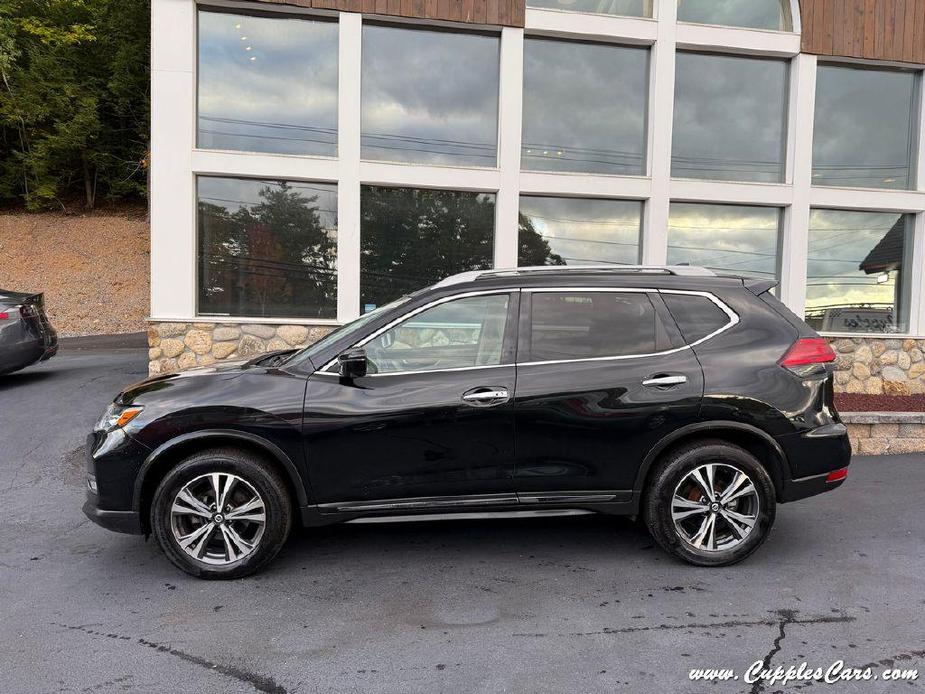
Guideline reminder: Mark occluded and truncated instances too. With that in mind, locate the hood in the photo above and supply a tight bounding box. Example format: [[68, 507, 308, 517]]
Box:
[[117, 349, 300, 404]]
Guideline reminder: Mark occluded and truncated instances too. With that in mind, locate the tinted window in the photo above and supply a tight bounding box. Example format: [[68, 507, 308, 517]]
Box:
[[528, 292, 658, 361], [360, 186, 500, 312], [677, 0, 792, 31], [805, 209, 913, 334], [672, 52, 788, 183], [198, 176, 337, 319], [365, 294, 510, 374], [522, 39, 648, 175], [812, 65, 919, 190], [527, 0, 652, 18], [197, 10, 338, 156], [662, 294, 730, 343], [518, 196, 642, 266], [667, 203, 781, 280], [361, 24, 500, 167]]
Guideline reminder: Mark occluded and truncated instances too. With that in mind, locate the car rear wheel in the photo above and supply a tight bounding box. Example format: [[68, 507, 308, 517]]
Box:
[[151, 448, 292, 579], [643, 440, 776, 567]]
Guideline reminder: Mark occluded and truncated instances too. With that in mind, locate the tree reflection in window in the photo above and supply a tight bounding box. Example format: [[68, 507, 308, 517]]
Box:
[[198, 177, 337, 319], [677, 0, 793, 31], [360, 186, 562, 311]]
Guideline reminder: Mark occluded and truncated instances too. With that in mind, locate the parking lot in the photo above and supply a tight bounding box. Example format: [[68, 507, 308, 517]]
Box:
[[0, 344, 923, 693]]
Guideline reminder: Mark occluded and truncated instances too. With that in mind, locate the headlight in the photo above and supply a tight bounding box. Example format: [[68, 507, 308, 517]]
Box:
[[96, 402, 144, 432]]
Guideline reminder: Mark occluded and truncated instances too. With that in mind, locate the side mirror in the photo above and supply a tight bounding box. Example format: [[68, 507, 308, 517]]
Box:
[[337, 348, 368, 379]]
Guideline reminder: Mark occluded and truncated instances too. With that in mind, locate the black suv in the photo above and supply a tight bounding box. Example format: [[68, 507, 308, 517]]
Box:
[[84, 266, 850, 578]]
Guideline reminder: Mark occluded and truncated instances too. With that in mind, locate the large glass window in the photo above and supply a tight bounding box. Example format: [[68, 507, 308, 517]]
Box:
[[518, 197, 642, 266], [522, 39, 648, 176], [527, 0, 652, 17], [667, 203, 780, 279], [197, 9, 338, 156], [677, 0, 793, 31], [360, 187, 496, 311], [672, 52, 788, 183], [365, 294, 510, 374], [528, 292, 659, 361], [361, 25, 500, 167], [812, 65, 919, 190], [197, 177, 337, 319], [805, 210, 914, 334]]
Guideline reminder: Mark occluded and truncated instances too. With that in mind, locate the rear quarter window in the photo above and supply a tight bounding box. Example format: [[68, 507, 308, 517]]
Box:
[[662, 293, 730, 344]]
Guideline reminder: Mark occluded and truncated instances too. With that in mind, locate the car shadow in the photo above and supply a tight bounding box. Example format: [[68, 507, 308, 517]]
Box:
[[0, 369, 54, 389]]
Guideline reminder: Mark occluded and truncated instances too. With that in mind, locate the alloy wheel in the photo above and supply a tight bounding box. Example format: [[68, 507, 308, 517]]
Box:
[[671, 463, 760, 552], [169, 473, 267, 566]]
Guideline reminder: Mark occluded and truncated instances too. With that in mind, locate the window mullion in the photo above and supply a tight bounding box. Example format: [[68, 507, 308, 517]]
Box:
[[495, 26, 525, 269], [642, 0, 677, 265], [780, 52, 816, 314], [337, 12, 362, 324]]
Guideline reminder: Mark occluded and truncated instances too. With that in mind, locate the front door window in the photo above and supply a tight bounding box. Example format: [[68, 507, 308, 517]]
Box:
[[364, 294, 510, 374]]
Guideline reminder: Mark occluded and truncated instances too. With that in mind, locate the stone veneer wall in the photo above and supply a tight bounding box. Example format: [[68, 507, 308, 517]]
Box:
[[829, 337, 925, 395], [147, 322, 334, 375], [843, 413, 925, 455]]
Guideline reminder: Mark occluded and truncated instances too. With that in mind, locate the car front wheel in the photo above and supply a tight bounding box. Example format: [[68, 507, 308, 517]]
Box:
[[644, 440, 776, 567], [151, 448, 292, 579]]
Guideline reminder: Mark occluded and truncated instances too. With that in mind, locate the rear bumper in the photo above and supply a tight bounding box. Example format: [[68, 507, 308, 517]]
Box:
[[780, 469, 847, 502], [82, 498, 143, 534]]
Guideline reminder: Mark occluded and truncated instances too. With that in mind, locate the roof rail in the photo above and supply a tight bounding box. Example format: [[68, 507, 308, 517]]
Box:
[[476, 265, 717, 279], [430, 265, 716, 289]]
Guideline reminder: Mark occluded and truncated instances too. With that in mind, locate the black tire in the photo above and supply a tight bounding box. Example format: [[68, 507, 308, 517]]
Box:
[[643, 439, 776, 567], [151, 447, 293, 579]]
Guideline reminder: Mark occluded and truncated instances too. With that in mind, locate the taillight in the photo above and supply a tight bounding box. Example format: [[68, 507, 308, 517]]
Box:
[[826, 468, 848, 483], [0, 312, 8, 320], [779, 337, 836, 375]]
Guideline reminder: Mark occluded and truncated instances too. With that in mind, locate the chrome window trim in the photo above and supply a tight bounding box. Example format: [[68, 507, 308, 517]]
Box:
[[318, 288, 517, 374], [315, 286, 739, 375]]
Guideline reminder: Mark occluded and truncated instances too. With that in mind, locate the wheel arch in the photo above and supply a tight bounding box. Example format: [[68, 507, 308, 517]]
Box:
[[133, 430, 309, 534], [634, 421, 791, 503]]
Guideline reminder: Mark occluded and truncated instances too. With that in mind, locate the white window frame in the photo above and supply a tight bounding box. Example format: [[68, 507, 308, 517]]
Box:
[[150, 0, 925, 337]]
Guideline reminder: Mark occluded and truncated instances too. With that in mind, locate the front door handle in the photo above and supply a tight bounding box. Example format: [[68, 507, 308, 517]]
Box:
[[462, 387, 510, 406], [642, 374, 688, 388]]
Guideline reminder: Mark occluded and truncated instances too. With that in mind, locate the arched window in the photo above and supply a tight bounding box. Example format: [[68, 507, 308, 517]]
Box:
[[677, 0, 797, 32]]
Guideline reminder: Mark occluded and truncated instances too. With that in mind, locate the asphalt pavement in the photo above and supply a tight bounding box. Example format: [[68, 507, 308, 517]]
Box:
[[0, 345, 923, 693]]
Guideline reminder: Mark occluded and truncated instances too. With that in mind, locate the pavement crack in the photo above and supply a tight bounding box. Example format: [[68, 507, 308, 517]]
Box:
[[512, 611, 853, 638], [750, 609, 797, 694], [53, 622, 287, 694]]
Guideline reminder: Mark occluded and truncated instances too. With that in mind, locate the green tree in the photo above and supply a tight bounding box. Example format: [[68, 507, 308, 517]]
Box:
[[0, 0, 149, 210]]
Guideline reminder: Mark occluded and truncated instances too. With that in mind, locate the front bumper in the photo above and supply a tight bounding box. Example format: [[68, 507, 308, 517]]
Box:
[[82, 498, 143, 534], [84, 428, 151, 534]]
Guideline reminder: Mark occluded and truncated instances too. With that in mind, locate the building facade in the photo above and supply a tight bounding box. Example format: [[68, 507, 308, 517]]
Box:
[[150, 0, 925, 407]]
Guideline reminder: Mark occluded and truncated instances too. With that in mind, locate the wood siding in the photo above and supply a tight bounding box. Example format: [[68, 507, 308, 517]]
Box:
[[800, 0, 925, 64], [249, 0, 525, 27]]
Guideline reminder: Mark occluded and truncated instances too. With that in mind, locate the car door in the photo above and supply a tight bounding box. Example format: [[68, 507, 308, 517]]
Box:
[[513, 288, 704, 501], [302, 290, 519, 508]]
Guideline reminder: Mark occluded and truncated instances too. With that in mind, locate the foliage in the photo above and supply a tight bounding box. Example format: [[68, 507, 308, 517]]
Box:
[[0, 0, 149, 210]]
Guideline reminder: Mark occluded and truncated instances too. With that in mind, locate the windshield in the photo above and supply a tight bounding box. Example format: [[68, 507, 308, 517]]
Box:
[[285, 296, 412, 369]]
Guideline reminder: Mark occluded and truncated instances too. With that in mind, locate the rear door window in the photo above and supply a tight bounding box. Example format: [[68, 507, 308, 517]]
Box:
[[525, 291, 659, 362], [661, 293, 731, 344]]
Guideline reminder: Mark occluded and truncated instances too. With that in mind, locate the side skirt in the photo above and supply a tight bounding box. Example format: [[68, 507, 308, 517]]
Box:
[[299, 493, 637, 527]]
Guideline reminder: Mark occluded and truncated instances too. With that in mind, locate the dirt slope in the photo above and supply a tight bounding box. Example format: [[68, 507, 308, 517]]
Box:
[[0, 207, 149, 336]]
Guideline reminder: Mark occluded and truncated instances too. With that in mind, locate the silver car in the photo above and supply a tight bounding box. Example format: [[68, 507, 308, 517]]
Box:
[[0, 290, 58, 375]]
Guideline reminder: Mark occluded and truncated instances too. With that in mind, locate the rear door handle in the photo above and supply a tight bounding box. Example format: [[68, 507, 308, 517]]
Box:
[[462, 387, 510, 406], [642, 374, 688, 388]]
